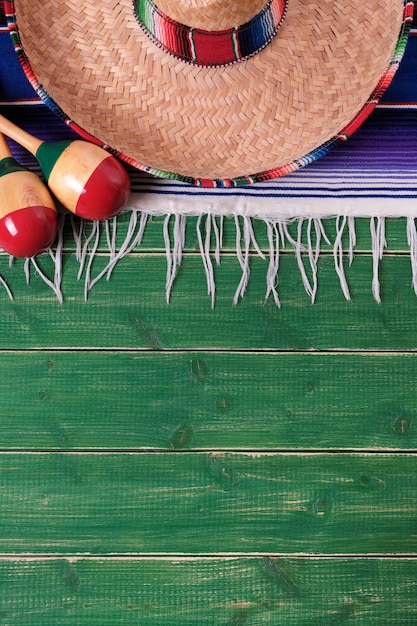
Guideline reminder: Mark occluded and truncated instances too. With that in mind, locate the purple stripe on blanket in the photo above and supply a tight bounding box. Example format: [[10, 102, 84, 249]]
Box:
[[310, 111, 417, 172]]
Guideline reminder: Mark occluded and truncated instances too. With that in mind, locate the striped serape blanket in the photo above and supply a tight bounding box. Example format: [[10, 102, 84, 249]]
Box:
[[1, 2, 417, 304]]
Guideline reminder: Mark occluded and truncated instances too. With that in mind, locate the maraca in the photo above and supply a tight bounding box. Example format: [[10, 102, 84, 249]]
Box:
[[0, 132, 58, 257], [0, 114, 131, 221]]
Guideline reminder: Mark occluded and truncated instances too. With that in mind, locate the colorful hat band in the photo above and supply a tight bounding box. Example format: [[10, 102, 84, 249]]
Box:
[[134, 0, 288, 67]]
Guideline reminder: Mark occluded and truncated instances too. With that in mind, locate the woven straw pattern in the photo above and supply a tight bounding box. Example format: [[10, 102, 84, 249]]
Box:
[[15, 0, 404, 181]]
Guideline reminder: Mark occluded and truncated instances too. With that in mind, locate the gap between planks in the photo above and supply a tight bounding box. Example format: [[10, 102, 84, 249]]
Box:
[[0, 554, 416, 561], [2, 348, 417, 354], [0, 449, 416, 453]]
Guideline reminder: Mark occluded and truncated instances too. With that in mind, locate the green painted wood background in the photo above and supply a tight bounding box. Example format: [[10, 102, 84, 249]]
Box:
[[1, 214, 417, 623]]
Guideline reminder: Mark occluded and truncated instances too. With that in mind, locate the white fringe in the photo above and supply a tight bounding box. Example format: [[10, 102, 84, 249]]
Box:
[[232, 216, 266, 305], [0, 272, 13, 301], [348, 216, 356, 266], [333, 216, 351, 301], [196, 215, 216, 307], [370, 217, 386, 304], [85, 210, 148, 294], [265, 221, 281, 307], [1, 212, 417, 305], [292, 218, 326, 303], [164, 213, 186, 302]]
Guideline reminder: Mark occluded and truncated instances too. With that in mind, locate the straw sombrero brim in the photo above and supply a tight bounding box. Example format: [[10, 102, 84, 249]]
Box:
[[7, 0, 412, 185]]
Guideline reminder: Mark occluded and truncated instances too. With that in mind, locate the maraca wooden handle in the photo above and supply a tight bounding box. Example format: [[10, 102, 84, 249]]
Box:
[[0, 114, 42, 155], [0, 132, 12, 160]]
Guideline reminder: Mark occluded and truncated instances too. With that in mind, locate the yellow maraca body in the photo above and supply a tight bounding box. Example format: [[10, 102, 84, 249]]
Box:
[[0, 134, 57, 257]]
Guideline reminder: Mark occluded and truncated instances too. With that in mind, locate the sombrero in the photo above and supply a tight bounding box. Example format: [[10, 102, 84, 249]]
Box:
[[5, 0, 413, 186]]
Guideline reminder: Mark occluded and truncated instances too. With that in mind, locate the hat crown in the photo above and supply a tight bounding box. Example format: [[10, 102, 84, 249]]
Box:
[[135, 0, 288, 66], [154, 0, 270, 30]]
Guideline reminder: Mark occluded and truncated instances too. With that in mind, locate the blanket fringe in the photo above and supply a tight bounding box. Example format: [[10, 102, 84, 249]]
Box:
[[0, 212, 415, 304], [370, 217, 386, 303]]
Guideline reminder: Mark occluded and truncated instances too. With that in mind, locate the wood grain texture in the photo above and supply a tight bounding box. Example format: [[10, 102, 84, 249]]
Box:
[[0, 351, 416, 451], [0, 557, 416, 624], [0, 452, 415, 555], [0, 168, 414, 620], [1, 253, 417, 350]]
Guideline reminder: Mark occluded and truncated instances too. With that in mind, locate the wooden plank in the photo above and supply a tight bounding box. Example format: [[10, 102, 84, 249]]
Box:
[[0, 452, 416, 555], [1, 253, 417, 350], [0, 557, 416, 624], [1, 351, 417, 451]]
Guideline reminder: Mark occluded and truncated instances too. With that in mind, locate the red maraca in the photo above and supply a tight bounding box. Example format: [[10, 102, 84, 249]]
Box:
[[0, 114, 130, 221], [0, 132, 57, 257]]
